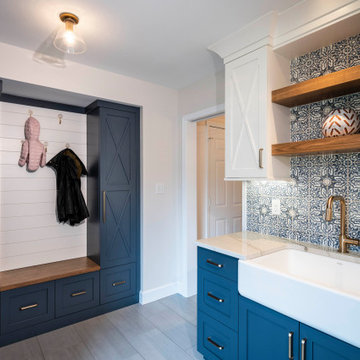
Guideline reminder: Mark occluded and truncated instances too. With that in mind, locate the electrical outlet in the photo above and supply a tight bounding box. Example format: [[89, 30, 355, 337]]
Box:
[[155, 183, 165, 194], [272, 198, 281, 215]]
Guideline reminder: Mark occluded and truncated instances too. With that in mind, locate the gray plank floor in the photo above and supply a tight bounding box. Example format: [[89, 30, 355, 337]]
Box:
[[0, 294, 203, 360]]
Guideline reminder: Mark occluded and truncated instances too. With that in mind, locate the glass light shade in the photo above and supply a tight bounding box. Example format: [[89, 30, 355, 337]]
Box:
[[53, 20, 87, 55]]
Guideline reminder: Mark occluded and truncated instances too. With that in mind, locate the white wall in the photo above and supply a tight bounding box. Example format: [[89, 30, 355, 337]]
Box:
[[179, 71, 225, 118], [0, 102, 87, 271], [178, 71, 225, 297], [0, 41, 180, 304]]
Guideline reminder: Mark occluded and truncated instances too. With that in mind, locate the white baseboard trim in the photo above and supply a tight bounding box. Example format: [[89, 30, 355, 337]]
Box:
[[139, 282, 178, 305]]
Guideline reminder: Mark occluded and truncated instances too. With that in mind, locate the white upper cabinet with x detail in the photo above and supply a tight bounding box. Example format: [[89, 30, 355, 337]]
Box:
[[224, 46, 291, 180]]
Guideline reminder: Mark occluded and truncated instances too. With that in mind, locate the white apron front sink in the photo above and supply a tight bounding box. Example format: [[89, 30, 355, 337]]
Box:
[[238, 249, 360, 348]]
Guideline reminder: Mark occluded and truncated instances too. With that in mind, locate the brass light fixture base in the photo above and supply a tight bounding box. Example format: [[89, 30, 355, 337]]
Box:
[[59, 12, 79, 24]]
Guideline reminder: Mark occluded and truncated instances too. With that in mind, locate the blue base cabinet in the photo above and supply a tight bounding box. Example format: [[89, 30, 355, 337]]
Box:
[[197, 247, 360, 360], [239, 297, 360, 360], [239, 296, 300, 360], [300, 323, 360, 360], [197, 247, 239, 360]]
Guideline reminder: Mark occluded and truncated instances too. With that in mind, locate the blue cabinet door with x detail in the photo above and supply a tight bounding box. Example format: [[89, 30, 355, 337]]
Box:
[[100, 106, 140, 269]]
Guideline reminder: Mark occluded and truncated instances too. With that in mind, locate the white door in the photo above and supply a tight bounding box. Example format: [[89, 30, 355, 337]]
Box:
[[225, 46, 267, 179], [208, 125, 242, 237]]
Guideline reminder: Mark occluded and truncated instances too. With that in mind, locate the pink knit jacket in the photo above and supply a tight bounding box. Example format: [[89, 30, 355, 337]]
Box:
[[18, 117, 46, 171]]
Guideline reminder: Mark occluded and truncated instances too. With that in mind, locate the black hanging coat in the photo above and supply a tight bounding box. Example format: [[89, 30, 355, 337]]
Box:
[[47, 149, 89, 226]]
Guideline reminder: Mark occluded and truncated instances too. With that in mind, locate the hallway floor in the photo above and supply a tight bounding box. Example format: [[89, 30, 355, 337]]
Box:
[[0, 294, 202, 360]]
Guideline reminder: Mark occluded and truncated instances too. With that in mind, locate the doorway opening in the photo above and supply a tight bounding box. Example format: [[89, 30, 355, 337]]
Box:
[[196, 115, 242, 240]]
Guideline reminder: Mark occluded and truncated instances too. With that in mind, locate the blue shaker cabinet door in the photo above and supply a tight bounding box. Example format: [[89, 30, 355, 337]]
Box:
[[239, 296, 300, 360], [100, 107, 140, 269], [300, 323, 360, 360]]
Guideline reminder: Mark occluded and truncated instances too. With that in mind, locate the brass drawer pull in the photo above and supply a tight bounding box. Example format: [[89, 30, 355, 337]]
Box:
[[259, 148, 264, 169], [71, 290, 87, 297], [288, 332, 294, 360], [102, 191, 106, 223], [207, 337, 224, 350], [207, 292, 224, 303], [112, 280, 126, 287], [206, 259, 223, 268], [301, 338, 307, 360], [20, 303, 39, 311]]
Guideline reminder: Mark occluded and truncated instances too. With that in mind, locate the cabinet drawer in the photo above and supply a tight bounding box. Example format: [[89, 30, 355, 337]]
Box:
[[198, 269, 238, 330], [100, 263, 136, 304], [198, 247, 238, 282], [55, 272, 99, 317], [198, 311, 238, 360], [1, 282, 54, 334]]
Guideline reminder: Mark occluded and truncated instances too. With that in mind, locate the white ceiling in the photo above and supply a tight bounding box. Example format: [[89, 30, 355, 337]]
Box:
[[0, 0, 298, 89]]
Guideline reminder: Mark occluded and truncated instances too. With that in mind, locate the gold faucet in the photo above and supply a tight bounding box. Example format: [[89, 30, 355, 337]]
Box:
[[325, 196, 360, 253]]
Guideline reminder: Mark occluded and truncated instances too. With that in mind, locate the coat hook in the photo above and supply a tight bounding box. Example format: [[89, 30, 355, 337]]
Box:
[[28, 109, 33, 117], [58, 114, 63, 124], [44, 141, 48, 153], [65, 143, 70, 148]]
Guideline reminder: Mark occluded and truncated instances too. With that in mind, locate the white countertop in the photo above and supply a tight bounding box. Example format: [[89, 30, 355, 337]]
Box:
[[196, 231, 303, 260], [197, 231, 360, 264]]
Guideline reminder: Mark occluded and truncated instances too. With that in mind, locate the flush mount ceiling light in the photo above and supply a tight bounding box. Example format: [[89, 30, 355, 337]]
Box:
[[53, 12, 87, 55]]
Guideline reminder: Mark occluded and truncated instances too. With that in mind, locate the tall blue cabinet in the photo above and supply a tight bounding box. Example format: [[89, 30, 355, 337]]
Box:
[[87, 100, 140, 306]]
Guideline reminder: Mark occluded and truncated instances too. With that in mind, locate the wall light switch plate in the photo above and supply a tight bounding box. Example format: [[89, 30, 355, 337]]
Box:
[[272, 198, 281, 215], [155, 183, 165, 194]]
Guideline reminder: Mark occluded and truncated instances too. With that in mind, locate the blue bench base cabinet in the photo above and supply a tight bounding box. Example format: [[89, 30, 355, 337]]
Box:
[[197, 247, 360, 360], [0, 269, 138, 347]]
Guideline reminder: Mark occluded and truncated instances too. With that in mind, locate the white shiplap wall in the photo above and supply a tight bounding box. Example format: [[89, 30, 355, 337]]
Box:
[[0, 102, 87, 271]]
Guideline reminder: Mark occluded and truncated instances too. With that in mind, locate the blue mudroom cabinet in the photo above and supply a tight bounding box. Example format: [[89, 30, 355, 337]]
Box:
[[87, 100, 140, 306], [0, 99, 140, 347], [197, 247, 360, 360]]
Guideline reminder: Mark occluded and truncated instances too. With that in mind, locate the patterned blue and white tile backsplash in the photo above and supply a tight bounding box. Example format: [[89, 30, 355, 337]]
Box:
[[246, 34, 360, 252]]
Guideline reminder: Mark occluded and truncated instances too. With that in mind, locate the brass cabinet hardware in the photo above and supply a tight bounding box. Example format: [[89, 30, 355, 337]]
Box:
[[207, 337, 224, 350], [207, 292, 224, 303], [206, 259, 223, 268], [112, 280, 126, 287], [288, 332, 294, 360], [102, 191, 106, 223], [301, 338, 307, 360], [20, 303, 38, 311], [71, 290, 87, 297], [259, 148, 264, 169]]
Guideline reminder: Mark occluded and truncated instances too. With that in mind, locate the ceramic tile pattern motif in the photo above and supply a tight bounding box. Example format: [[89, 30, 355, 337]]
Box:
[[247, 34, 360, 253]]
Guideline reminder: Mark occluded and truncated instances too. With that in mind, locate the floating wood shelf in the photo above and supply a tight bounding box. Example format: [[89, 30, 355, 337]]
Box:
[[0, 257, 100, 292], [272, 65, 360, 107], [272, 134, 360, 156]]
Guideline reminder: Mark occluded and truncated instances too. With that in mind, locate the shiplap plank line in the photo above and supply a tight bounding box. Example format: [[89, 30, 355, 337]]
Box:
[[0, 151, 86, 165], [0, 178, 56, 191], [0, 214, 87, 231], [0, 227, 86, 244], [0, 111, 86, 131], [0, 236, 86, 258], [0, 246, 87, 271], [1, 102, 86, 121], [0, 138, 86, 155], [1, 202, 55, 217], [0, 125, 86, 144]]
